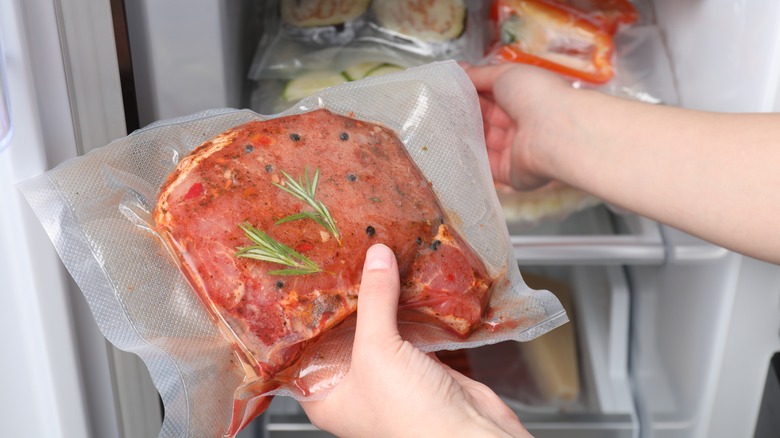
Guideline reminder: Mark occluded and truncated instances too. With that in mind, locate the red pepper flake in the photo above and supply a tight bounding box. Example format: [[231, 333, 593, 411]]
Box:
[[250, 134, 275, 146], [183, 182, 204, 200], [295, 242, 314, 252], [242, 187, 257, 198]]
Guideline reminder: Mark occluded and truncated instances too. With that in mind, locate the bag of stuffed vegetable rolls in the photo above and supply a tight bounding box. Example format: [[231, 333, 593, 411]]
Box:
[[19, 61, 566, 437], [249, 0, 488, 82]]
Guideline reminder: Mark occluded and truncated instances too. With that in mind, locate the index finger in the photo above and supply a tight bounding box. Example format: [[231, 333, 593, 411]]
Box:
[[464, 64, 516, 93]]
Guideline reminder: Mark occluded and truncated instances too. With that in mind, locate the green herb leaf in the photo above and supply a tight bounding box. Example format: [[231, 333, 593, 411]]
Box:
[[236, 222, 322, 275], [275, 212, 318, 225], [273, 167, 341, 244]]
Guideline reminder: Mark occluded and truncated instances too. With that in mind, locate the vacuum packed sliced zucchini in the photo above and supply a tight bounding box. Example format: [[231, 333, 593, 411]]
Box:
[[363, 64, 405, 77], [283, 71, 349, 101]]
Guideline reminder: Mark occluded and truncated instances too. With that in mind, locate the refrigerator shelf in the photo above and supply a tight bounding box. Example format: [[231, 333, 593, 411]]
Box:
[[510, 205, 665, 266]]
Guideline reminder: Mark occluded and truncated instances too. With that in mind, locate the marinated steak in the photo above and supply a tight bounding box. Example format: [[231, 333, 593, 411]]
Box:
[[154, 109, 492, 380]]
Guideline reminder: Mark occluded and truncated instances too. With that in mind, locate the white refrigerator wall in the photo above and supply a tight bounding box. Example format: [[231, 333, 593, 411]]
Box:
[[634, 1, 780, 437], [2, 0, 780, 437], [0, 0, 90, 436]]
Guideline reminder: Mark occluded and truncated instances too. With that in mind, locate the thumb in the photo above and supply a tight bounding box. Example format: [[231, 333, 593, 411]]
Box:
[[354, 244, 401, 348]]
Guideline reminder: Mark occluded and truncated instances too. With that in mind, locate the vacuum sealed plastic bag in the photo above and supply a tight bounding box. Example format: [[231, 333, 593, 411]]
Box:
[[496, 181, 601, 230], [485, 0, 678, 227], [359, 0, 488, 61], [438, 271, 581, 412], [19, 61, 566, 437], [485, 0, 675, 97], [249, 43, 426, 114], [249, 0, 487, 82]]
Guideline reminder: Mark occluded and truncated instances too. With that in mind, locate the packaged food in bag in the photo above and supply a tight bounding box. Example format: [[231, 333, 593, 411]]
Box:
[[279, 0, 370, 46], [484, 0, 678, 225], [19, 61, 566, 437], [489, 0, 621, 84], [249, 44, 418, 114], [249, 0, 488, 84]]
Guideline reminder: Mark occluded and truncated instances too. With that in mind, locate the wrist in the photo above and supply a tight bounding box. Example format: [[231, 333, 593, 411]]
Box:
[[525, 86, 601, 187], [444, 406, 522, 438]]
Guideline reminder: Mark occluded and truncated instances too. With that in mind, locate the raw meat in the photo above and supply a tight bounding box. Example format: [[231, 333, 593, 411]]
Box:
[[154, 109, 492, 383]]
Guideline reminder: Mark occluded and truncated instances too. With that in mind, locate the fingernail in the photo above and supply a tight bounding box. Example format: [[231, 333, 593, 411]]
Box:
[[364, 244, 393, 271]]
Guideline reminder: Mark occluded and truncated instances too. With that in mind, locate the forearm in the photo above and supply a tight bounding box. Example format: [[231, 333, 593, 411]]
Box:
[[538, 90, 780, 264]]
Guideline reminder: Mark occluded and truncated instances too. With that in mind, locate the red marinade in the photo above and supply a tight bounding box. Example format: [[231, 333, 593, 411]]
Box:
[[154, 108, 492, 393]]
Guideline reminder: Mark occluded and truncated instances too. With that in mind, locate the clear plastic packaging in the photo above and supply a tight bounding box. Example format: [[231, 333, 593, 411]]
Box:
[[358, 0, 488, 62], [484, 0, 676, 102], [437, 270, 581, 412], [248, 0, 488, 82], [249, 43, 428, 114], [496, 182, 602, 230], [19, 61, 566, 437], [485, 0, 678, 227]]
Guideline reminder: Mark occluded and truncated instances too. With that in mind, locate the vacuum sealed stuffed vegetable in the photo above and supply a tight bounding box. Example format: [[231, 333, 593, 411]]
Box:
[[249, 0, 487, 83], [362, 0, 487, 61], [19, 61, 566, 437]]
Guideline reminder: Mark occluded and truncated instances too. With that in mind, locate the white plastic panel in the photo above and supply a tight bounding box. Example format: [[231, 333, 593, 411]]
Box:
[[629, 2, 780, 437], [654, 0, 780, 112], [705, 258, 780, 437], [572, 266, 633, 414], [629, 250, 742, 438], [513, 208, 665, 266], [124, 0, 254, 126], [0, 35, 11, 152], [0, 0, 90, 436]]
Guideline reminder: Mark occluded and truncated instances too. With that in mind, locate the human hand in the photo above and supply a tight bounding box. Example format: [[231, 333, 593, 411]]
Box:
[[464, 64, 574, 191], [300, 244, 532, 438]]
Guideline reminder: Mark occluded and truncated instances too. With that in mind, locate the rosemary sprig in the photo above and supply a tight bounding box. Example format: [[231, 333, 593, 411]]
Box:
[[273, 167, 342, 244], [236, 222, 322, 276]]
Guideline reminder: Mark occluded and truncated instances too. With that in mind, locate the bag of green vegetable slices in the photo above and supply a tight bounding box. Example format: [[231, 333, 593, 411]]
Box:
[[248, 0, 489, 113], [19, 61, 566, 437]]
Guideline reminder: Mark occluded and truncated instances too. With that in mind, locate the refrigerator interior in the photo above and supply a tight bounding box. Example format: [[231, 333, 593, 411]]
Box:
[[1, 0, 779, 437]]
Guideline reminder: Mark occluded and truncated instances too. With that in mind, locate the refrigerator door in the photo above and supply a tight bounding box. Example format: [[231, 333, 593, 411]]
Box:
[[0, 0, 91, 436], [0, 0, 163, 437]]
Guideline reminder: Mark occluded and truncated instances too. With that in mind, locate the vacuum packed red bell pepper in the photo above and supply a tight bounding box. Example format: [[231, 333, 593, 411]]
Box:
[[548, 0, 638, 34], [492, 0, 616, 84]]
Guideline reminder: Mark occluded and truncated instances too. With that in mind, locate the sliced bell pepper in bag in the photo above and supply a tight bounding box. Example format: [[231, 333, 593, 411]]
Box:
[[548, 0, 638, 34], [493, 0, 615, 84]]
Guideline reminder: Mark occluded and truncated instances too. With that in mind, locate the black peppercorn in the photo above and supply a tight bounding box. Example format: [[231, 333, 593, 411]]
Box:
[[290, 133, 301, 141], [244, 144, 254, 153], [276, 281, 284, 289], [339, 132, 349, 141], [430, 240, 441, 251], [347, 173, 357, 182], [366, 225, 376, 237], [416, 237, 423, 245], [265, 164, 273, 173]]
